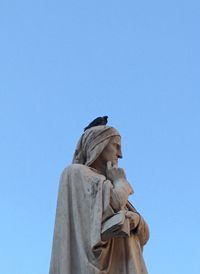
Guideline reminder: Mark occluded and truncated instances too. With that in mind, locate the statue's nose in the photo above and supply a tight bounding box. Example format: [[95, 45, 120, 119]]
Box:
[[118, 148, 123, 159]]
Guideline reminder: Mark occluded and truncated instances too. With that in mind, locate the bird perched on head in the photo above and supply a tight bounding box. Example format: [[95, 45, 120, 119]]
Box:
[[84, 116, 108, 131]]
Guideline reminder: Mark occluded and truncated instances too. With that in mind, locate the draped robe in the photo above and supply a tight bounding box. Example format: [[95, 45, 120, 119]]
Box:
[[49, 164, 149, 274]]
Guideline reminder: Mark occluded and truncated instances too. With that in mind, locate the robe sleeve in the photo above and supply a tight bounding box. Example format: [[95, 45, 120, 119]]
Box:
[[102, 179, 133, 222], [135, 215, 150, 246], [102, 180, 149, 246], [110, 179, 133, 211]]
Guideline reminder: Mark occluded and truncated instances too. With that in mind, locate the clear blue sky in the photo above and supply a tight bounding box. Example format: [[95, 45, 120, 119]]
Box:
[[0, 1, 200, 273]]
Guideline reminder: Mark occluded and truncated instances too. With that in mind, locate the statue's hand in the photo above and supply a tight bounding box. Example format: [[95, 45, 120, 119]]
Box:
[[126, 211, 140, 230], [106, 161, 126, 183], [106, 161, 133, 209]]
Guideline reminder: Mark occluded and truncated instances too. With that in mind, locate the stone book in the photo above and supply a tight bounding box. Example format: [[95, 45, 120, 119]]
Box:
[[101, 210, 130, 240]]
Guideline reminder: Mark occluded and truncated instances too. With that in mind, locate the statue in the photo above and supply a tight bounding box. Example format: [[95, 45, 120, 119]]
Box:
[[49, 117, 149, 274]]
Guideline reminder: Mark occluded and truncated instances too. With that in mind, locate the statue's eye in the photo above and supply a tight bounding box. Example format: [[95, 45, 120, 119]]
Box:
[[116, 144, 120, 150]]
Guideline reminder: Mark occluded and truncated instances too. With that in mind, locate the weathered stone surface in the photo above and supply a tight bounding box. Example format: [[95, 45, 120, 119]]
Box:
[[49, 124, 149, 274]]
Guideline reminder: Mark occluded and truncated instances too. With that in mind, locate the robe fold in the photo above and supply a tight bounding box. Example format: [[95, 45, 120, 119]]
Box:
[[49, 164, 149, 274]]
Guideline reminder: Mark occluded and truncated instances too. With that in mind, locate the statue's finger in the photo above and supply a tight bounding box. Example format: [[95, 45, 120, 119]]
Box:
[[107, 161, 112, 170]]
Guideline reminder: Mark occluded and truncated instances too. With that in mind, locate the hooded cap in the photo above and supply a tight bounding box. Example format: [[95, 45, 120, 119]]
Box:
[[72, 125, 120, 166]]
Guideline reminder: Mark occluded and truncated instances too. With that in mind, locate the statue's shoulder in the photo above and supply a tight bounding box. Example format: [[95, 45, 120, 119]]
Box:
[[62, 164, 105, 180], [63, 164, 90, 174]]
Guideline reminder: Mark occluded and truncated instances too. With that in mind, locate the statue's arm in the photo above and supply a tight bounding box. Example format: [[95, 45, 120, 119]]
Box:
[[110, 188, 150, 244], [110, 178, 132, 211], [101, 162, 149, 243], [126, 203, 150, 246], [105, 161, 133, 212], [102, 178, 132, 222], [135, 215, 150, 246], [102, 180, 149, 244]]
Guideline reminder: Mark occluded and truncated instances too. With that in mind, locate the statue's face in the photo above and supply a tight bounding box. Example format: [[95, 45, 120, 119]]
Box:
[[99, 136, 122, 165]]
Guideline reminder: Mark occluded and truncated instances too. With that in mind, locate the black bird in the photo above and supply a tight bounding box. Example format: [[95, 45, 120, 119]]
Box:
[[84, 116, 108, 131]]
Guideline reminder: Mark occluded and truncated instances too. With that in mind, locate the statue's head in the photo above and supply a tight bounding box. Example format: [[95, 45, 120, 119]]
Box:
[[72, 125, 122, 167]]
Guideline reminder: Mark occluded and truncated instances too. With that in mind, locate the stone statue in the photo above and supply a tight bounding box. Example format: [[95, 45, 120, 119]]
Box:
[[49, 118, 149, 274]]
